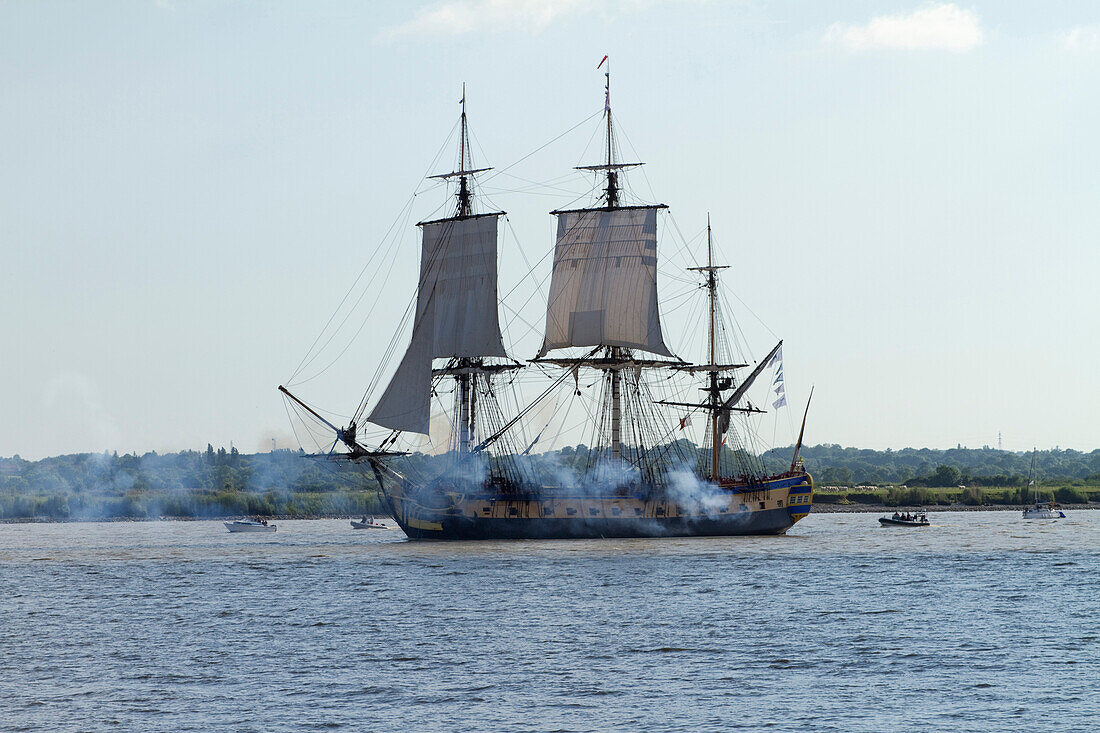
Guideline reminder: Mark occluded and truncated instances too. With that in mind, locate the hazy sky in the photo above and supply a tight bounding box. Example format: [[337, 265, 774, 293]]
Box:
[[2, 1, 1097, 459]]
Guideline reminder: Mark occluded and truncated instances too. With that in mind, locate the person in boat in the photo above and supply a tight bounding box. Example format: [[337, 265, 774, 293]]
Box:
[[892, 512, 900, 520]]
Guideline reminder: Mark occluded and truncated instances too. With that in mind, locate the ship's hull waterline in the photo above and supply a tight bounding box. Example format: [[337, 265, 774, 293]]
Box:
[[378, 472, 814, 541]]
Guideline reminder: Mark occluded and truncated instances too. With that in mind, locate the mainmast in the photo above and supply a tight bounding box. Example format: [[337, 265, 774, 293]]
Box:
[[604, 68, 622, 462], [604, 69, 618, 207], [707, 217, 718, 479], [457, 84, 472, 217], [583, 65, 628, 463], [537, 62, 675, 474], [456, 86, 472, 452]]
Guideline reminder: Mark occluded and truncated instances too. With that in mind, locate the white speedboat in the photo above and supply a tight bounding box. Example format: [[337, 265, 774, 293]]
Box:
[[225, 519, 277, 533], [1022, 502, 1065, 520], [351, 516, 389, 530]]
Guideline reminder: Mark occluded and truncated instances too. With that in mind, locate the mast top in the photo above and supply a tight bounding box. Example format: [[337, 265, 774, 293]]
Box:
[[430, 84, 492, 217], [573, 55, 643, 209], [687, 216, 729, 272]]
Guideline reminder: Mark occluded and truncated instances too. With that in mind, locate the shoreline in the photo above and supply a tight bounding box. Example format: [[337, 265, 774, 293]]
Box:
[[812, 503, 1096, 513]]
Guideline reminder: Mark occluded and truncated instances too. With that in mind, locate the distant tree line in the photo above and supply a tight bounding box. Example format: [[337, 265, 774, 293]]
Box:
[[0, 446, 383, 520], [762, 444, 1100, 488], [2, 443, 1098, 520]]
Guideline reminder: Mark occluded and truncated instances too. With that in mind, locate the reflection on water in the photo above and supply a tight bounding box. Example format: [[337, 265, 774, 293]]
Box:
[[2, 512, 1098, 732]]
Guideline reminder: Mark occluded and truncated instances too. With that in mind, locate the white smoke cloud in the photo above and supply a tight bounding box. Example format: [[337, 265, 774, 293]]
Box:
[[42, 372, 121, 452], [824, 4, 984, 52], [665, 463, 731, 519]]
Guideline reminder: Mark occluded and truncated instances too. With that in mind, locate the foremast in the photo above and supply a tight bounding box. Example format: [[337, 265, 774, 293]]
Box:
[[353, 86, 519, 469], [430, 87, 488, 456]]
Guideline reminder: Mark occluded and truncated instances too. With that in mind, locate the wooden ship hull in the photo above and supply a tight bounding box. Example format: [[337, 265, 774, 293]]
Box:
[[378, 471, 814, 540]]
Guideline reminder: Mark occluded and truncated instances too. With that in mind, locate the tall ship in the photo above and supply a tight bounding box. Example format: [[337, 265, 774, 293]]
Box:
[[280, 72, 815, 540]]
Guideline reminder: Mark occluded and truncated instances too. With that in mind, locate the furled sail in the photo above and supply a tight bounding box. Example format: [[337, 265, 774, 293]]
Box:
[[368, 212, 507, 434], [537, 206, 671, 357]]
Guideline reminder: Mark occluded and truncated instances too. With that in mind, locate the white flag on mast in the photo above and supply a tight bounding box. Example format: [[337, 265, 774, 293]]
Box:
[[770, 346, 786, 410]]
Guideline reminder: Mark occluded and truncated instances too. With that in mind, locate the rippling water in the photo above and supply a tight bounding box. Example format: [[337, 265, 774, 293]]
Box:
[[2, 511, 1097, 732]]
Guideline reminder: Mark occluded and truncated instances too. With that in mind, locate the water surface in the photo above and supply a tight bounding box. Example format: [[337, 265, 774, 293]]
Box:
[[2, 512, 1097, 732]]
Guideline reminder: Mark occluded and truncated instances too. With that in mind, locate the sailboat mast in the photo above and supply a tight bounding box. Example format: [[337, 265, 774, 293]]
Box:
[[707, 216, 720, 479], [456, 84, 474, 453], [458, 371, 471, 453], [604, 69, 619, 207], [610, 356, 622, 462], [538, 64, 671, 469], [457, 84, 471, 217], [604, 68, 623, 462]]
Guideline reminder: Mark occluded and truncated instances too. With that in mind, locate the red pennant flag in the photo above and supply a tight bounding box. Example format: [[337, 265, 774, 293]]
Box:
[[597, 55, 608, 69]]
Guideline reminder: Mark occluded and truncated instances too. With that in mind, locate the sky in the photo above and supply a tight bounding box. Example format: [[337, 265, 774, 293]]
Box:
[[1, 0, 1097, 460]]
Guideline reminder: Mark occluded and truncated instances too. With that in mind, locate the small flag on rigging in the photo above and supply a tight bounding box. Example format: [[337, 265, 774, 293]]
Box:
[[597, 55, 608, 69], [680, 414, 692, 430], [771, 347, 787, 410]]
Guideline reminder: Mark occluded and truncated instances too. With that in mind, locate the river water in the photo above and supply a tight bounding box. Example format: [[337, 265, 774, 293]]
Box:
[[2, 511, 1097, 732]]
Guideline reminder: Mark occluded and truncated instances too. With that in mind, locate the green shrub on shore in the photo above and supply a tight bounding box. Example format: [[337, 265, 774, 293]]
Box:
[[1054, 487, 1088, 504], [960, 487, 985, 505], [885, 486, 932, 506]]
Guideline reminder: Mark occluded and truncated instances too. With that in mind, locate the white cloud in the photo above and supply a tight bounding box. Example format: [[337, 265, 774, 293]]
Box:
[[383, 0, 693, 39], [1063, 24, 1100, 54], [386, 0, 587, 38], [824, 4, 983, 52]]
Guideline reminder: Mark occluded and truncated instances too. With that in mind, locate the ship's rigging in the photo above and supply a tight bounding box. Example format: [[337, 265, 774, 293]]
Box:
[[280, 72, 800, 491]]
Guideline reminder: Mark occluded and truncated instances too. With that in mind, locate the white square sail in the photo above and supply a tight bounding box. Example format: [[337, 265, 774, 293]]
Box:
[[369, 213, 507, 434], [538, 206, 671, 357]]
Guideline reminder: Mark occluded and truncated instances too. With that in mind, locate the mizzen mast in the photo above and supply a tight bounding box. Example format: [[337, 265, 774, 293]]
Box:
[[687, 216, 731, 479]]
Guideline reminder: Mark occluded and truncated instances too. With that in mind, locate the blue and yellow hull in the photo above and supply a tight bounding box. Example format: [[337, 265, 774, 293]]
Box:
[[378, 472, 814, 541]]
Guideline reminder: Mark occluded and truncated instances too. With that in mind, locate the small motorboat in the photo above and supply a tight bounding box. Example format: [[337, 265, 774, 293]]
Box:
[[879, 511, 929, 527], [1022, 502, 1065, 520], [351, 516, 390, 530], [225, 519, 277, 533]]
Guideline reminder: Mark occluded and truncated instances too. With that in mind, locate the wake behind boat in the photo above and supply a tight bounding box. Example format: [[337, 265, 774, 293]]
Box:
[[879, 511, 929, 527], [225, 519, 277, 533]]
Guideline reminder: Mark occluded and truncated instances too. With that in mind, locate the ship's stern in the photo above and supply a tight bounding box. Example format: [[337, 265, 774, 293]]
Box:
[[784, 472, 814, 526]]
